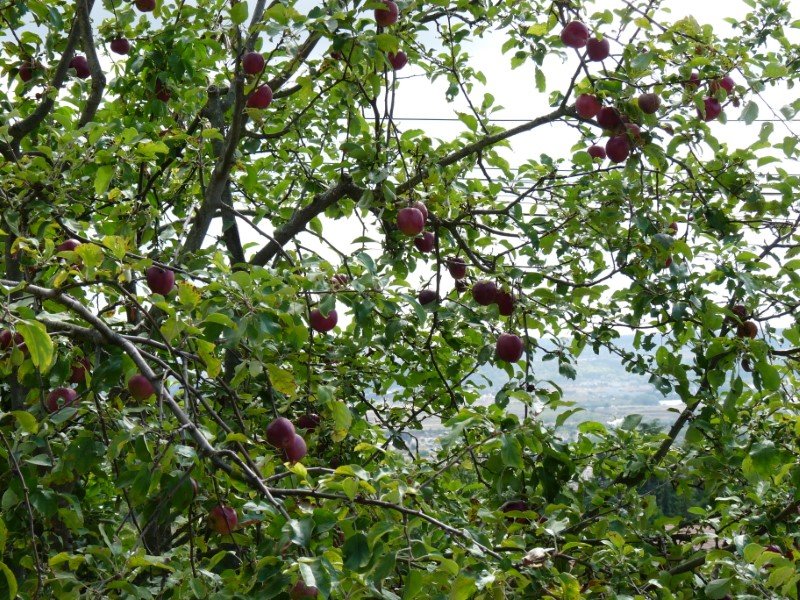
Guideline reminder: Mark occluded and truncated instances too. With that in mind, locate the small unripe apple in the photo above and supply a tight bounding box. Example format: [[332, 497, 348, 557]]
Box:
[[472, 280, 497, 306], [418, 289, 438, 305], [596, 106, 624, 132], [605, 135, 630, 163], [388, 51, 408, 70], [560, 21, 589, 48], [638, 92, 660, 114], [135, 0, 156, 11], [496, 333, 524, 363], [145, 265, 175, 295], [128, 374, 155, 401], [208, 504, 237, 534], [242, 52, 265, 75], [69, 55, 90, 79], [56, 239, 82, 252], [375, 0, 399, 27], [290, 580, 319, 599], [69, 357, 90, 384], [247, 84, 273, 109], [494, 290, 514, 316], [46, 387, 79, 413], [414, 231, 435, 253], [19, 61, 34, 82], [447, 257, 467, 280], [110, 38, 131, 55], [296, 414, 320, 431], [586, 37, 609, 61], [737, 321, 757, 339], [587, 144, 606, 159], [700, 97, 722, 121], [310, 308, 338, 332], [575, 94, 602, 119], [411, 201, 429, 221], [283, 434, 307, 463], [396, 207, 425, 236], [267, 417, 296, 448]]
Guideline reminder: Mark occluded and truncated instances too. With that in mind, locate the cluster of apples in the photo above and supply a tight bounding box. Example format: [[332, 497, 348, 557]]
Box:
[[375, 0, 407, 70], [730, 304, 758, 339], [267, 414, 320, 463], [241, 51, 274, 109]]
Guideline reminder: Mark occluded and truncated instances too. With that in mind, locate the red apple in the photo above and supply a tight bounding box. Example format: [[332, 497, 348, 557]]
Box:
[[283, 434, 307, 463], [45, 388, 79, 413], [496, 333, 524, 363], [375, 0, 399, 27], [596, 106, 624, 132], [69, 357, 90, 384], [586, 37, 609, 61], [575, 94, 602, 119], [208, 504, 238, 534], [310, 308, 337, 332], [242, 52, 265, 75], [638, 92, 660, 114], [128, 374, 155, 401], [135, 0, 156, 11], [667, 221, 679, 234], [388, 51, 408, 70], [494, 290, 514, 316], [710, 76, 734, 95], [587, 144, 606, 159], [247, 84, 273, 109], [447, 257, 467, 280], [605, 135, 630, 163], [396, 207, 425, 236], [19, 61, 34, 82], [472, 280, 497, 306], [411, 201, 428, 221], [418, 289, 438, 305], [414, 231, 435, 253], [69, 55, 90, 79], [501, 499, 530, 523], [296, 414, 320, 431], [730, 304, 748, 322], [560, 21, 589, 49], [737, 321, 757, 339], [110, 38, 131, 55], [267, 417, 296, 448], [155, 80, 171, 102], [290, 580, 319, 599], [699, 97, 722, 121], [0, 330, 24, 352], [684, 71, 700, 89], [145, 265, 175, 295], [624, 123, 643, 146], [330, 273, 349, 289], [663, 256, 673, 268], [56, 239, 81, 252]]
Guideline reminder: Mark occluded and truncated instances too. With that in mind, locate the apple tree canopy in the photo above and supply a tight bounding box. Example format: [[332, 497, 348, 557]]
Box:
[[1, 0, 800, 597]]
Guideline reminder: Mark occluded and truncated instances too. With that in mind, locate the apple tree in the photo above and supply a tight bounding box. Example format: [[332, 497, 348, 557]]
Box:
[[1, 0, 800, 597]]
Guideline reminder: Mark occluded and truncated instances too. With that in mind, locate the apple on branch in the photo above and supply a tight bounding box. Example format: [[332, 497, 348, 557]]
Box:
[[208, 504, 238, 535], [128, 374, 155, 401], [496, 333, 524, 363], [310, 307, 338, 332], [374, 0, 399, 27]]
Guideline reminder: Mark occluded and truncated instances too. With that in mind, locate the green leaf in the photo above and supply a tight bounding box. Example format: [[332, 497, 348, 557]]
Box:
[[755, 360, 780, 391], [500, 434, 523, 469], [16, 320, 54, 372], [0, 561, 18, 600], [230, 1, 249, 24], [449, 575, 477, 600], [329, 400, 352, 442], [704, 578, 731, 599], [94, 165, 114, 195], [11, 410, 37, 434], [741, 101, 759, 125], [343, 533, 369, 571]]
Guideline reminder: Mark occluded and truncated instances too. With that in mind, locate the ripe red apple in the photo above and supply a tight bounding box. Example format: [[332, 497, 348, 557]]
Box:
[[560, 21, 589, 49], [730, 304, 748, 322], [310, 308, 337, 332], [710, 76, 734, 95], [266, 417, 296, 448], [663, 256, 673, 269], [296, 414, 320, 431], [290, 580, 319, 599], [19, 61, 34, 82], [375, 0, 399, 27], [283, 434, 307, 463], [69, 357, 90, 384], [247, 84, 273, 109], [396, 207, 425, 236], [411, 201, 428, 221], [501, 499, 530, 523], [587, 144, 606, 159], [110, 38, 131, 55], [145, 265, 175, 295], [684, 71, 700, 89], [56, 239, 81, 252], [596, 106, 624, 132], [45, 388, 79, 413], [128, 374, 155, 401], [737, 321, 757, 339], [575, 94, 602, 119], [0, 330, 24, 352], [155, 80, 171, 102], [496, 333, 524, 363], [472, 280, 497, 306], [605, 135, 630, 163], [135, 0, 156, 11], [388, 51, 408, 70], [586, 37, 610, 61], [242, 52, 265, 75], [418, 289, 438, 305], [700, 97, 722, 121], [414, 231, 435, 253], [330, 273, 349, 289], [667, 221, 679, 234], [447, 257, 467, 280], [69, 55, 90, 79], [208, 504, 237, 534], [494, 290, 514, 316], [638, 92, 660, 114]]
